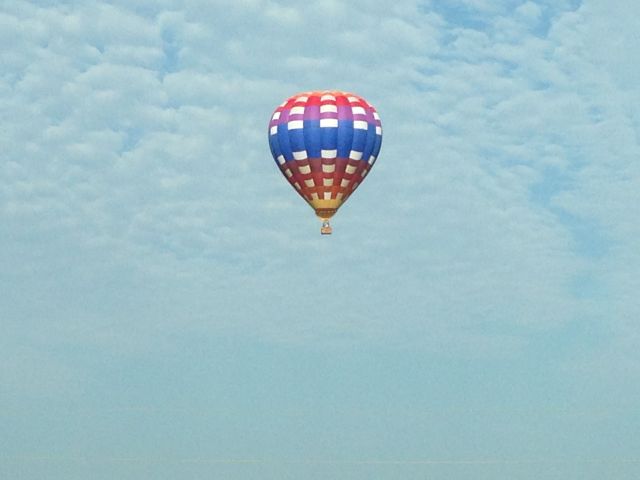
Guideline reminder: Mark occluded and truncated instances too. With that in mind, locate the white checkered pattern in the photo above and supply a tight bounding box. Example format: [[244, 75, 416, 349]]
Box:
[[292, 150, 307, 160], [349, 150, 363, 160], [320, 118, 338, 128]]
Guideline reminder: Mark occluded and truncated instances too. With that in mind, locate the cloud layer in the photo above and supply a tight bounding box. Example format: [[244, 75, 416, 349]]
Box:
[[1, 1, 640, 476], [2, 0, 639, 346]]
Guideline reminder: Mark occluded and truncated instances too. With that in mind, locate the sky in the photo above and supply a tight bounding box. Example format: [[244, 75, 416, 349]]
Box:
[[1, 0, 640, 479]]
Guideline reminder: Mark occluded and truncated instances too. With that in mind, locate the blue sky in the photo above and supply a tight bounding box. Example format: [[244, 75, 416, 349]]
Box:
[[1, 0, 640, 479]]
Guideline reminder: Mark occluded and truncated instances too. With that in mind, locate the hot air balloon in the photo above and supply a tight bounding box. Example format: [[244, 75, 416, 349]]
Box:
[[268, 91, 382, 234]]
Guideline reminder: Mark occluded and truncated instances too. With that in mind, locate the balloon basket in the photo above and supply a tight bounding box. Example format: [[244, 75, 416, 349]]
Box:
[[320, 220, 332, 235]]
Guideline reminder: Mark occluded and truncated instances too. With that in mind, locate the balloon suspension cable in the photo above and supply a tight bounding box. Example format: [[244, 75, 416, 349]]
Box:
[[320, 219, 332, 235]]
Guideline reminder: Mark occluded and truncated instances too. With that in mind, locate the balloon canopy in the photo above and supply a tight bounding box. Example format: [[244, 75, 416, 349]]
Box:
[[268, 90, 382, 234]]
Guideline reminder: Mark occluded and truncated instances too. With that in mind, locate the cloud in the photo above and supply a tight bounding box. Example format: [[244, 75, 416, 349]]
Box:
[[0, 0, 638, 374], [3, 5, 640, 479]]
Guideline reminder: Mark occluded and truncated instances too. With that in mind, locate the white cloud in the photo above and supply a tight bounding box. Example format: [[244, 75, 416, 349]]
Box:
[[0, 0, 638, 368]]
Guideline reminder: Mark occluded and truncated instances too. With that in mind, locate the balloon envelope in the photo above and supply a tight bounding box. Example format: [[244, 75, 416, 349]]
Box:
[[268, 91, 382, 225]]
